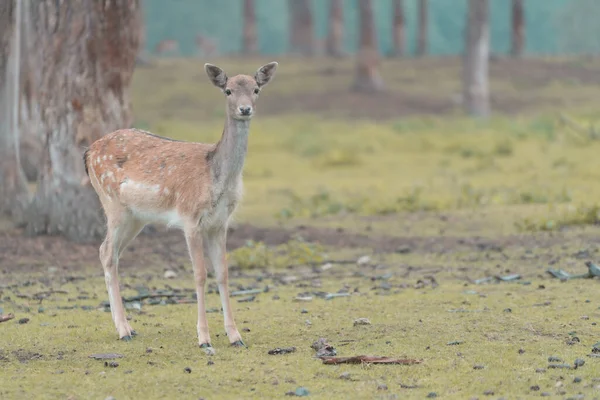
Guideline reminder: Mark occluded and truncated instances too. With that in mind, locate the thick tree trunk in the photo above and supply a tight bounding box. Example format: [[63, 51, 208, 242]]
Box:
[[24, 0, 142, 242], [463, 0, 490, 118], [391, 0, 405, 57], [243, 0, 258, 55], [511, 0, 525, 57], [325, 0, 344, 57], [353, 0, 383, 92], [417, 0, 428, 57], [0, 0, 29, 222], [289, 0, 315, 56]]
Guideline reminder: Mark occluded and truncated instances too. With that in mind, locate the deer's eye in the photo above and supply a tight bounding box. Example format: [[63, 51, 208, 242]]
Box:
[[254, 88, 260, 95], [225, 89, 232, 96]]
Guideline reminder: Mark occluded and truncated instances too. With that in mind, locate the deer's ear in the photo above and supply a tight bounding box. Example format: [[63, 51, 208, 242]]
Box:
[[205, 63, 228, 89], [255, 62, 278, 87]]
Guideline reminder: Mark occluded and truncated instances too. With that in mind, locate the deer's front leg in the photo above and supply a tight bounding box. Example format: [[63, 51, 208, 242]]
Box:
[[184, 228, 214, 355], [204, 227, 244, 347]]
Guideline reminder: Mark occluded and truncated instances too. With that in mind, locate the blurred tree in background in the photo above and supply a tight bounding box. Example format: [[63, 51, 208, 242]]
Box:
[[511, 0, 524, 57], [243, 0, 258, 55], [416, 0, 427, 57], [463, 0, 490, 118], [142, 0, 575, 57], [325, 0, 345, 57], [289, 0, 316, 56], [391, 0, 406, 57], [354, 0, 383, 92]]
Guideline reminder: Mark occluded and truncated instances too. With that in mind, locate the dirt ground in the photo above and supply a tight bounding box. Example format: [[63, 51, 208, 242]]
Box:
[[2, 217, 600, 276]]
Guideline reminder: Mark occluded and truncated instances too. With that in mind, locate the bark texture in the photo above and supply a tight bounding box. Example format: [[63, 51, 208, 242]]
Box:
[[353, 0, 383, 92], [243, 0, 258, 55], [391, 0, 406, 57], [463, 0, 490, 118], [0, 0, 29, 222], [325, 0, 344, 57], [511, 0, 525, 57], [19, 1, 43, 182], [24, 0, 142, 242], [289, 0, 315, 56], [417, 0, 428, 56]]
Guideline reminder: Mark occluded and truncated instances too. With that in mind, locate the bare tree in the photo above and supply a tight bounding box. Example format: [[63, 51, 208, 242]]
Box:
[[0, 0, 29, 221], [353, 0, 383, 92], [463, 0, 490, 118], [24, 0, 143, 242], [326, 0, 344, 57], [417, 0, 428, 56], [243, 0, 258, 55], [511, 0, 524, 57], [391, 0, 406, 57], [289, 0, 315, 56]]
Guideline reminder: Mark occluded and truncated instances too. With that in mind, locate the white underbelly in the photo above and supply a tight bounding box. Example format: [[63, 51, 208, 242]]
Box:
[[130, 207, 185, 229]]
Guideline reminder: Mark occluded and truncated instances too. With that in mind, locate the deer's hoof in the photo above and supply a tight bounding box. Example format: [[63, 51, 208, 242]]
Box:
[[231, 340, 247, 348], [130, 330, 138, 336], [120, 335, 133, 342], [200, 343, 215, 355]]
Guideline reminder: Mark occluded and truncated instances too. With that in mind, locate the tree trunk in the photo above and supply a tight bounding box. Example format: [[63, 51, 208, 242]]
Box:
[[463, 0, 490, 118], [24, 0, 142, 242], [243, 0, 258, 55], [391, 0, 405, 57], [19, 1, 42, 183], [289, 0, 315, 56], [417, 0, 428, 57], [326, 0, 344, 57], [353, 0, 383, 92], [511, 0, 524, 57], [0, 0, 29, 222]]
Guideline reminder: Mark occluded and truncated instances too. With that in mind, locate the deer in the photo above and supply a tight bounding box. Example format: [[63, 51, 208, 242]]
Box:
[[83, 62, 278, 354]]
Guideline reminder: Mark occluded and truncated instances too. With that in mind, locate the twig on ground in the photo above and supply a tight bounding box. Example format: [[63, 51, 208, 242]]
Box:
[[320, 356, 423, 365]]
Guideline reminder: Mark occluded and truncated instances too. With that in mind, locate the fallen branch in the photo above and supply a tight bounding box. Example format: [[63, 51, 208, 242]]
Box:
[[122, 293, 181, 302], [320, 355, 422, 365], [547, 261, 600, 281]]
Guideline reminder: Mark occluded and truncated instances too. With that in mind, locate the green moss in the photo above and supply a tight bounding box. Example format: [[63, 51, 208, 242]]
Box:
[[2, 274, 600, 399]]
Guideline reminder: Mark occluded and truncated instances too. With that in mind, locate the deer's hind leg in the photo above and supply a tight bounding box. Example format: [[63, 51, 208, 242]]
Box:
[[99, 206, 143, 340]]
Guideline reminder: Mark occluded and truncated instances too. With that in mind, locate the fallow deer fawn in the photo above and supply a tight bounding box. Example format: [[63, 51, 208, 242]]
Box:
[[84, 62, 278, 354]]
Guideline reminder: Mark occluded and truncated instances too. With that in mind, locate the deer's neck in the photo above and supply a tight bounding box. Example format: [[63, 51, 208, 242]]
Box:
[[209, 117, 250, 187]]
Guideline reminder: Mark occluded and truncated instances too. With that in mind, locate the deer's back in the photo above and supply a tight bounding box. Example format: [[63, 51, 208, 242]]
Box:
[[86, 129, 215, 227]]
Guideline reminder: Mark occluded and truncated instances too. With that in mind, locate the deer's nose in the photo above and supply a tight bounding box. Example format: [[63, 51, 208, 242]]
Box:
[[239, 106, 252, 116]]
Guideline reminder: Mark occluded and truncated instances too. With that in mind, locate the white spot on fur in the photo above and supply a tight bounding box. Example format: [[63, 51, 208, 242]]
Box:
[[109, 155, 113, 160], [103, 155, 107, 161], [97, 157, 101, 164], [163, 187, 170, 195]]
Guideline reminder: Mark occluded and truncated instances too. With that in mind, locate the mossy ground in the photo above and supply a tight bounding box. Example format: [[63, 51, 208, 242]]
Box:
[[2, 56, 600, 399]]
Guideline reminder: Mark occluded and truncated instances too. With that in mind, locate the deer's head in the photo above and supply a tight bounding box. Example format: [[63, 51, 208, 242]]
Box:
[[205, 62, 278, 121]]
